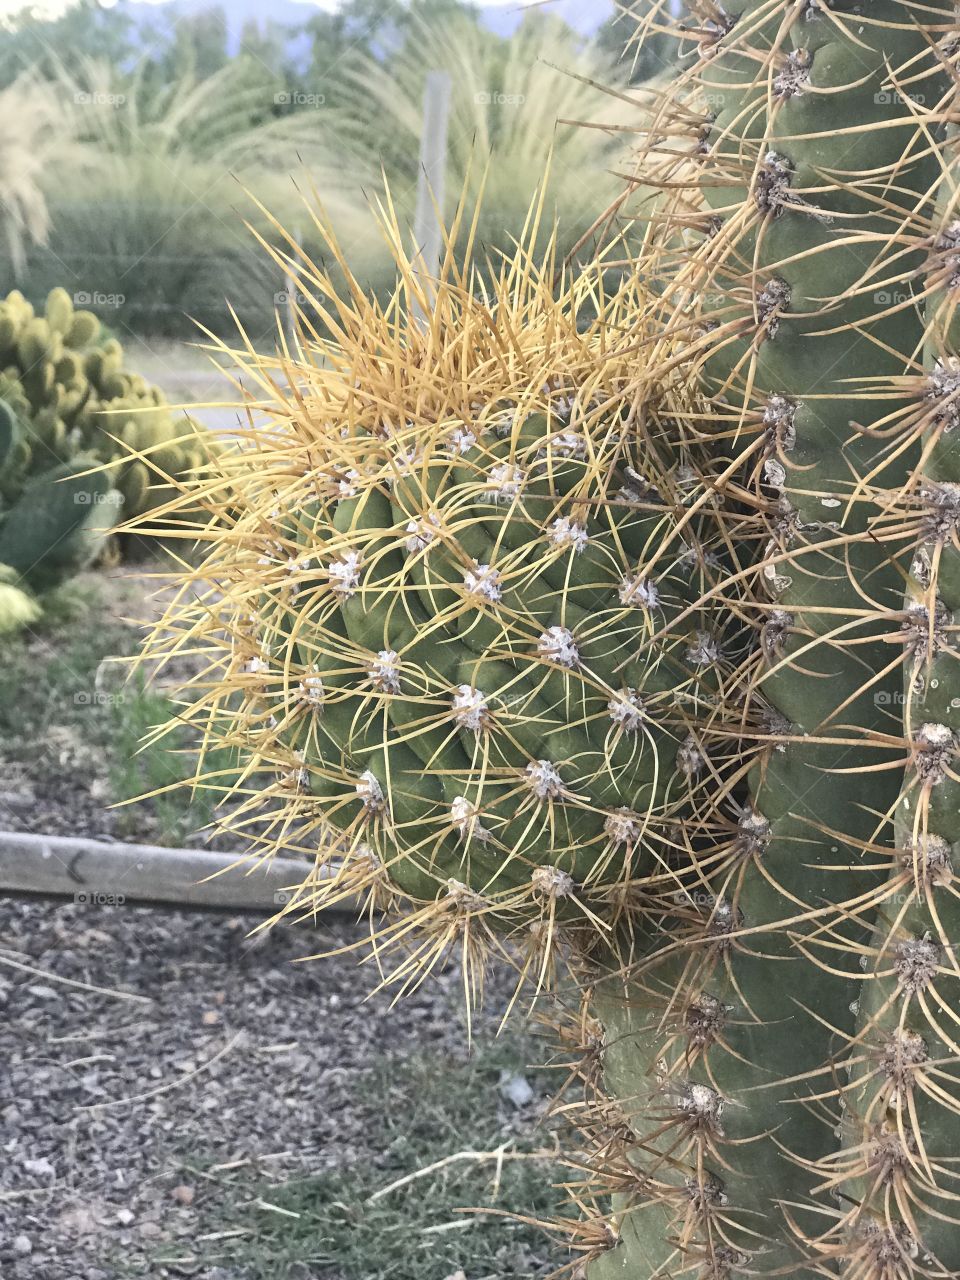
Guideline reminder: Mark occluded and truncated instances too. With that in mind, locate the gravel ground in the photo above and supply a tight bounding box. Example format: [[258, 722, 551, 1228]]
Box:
[[1, 897, 543, 1280], [0, 582, 561, 1280]]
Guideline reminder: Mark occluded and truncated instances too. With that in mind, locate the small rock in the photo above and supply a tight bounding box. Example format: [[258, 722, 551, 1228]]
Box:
[[138, 1221, 161, 1238], [23, 1156, 55, 1178], [12, 1235, 32, 1255], [498, 1071, 534, 1108], [202, 1010, 220, 1026], [444, 1272, 467, 1280], [58, 1205, 98, 1235], [170, 1184, 194, 1206], [116, 1209, 134, 1226]]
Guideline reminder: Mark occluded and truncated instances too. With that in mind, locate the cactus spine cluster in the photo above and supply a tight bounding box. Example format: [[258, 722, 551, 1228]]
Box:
[[144, 225, 757, 999], [141, 6, 960, 1276]]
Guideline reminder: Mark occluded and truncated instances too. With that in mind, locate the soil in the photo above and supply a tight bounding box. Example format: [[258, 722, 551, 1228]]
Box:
[[0, 897, 544, 1280], [0, 572, 560, 1280]]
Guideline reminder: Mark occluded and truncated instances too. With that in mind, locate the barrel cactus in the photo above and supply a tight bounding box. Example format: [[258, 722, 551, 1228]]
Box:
[[142, 218, 761, 1007]]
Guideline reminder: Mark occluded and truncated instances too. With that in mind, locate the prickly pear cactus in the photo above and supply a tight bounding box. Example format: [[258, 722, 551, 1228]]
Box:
[[0, 455, 118, 592]]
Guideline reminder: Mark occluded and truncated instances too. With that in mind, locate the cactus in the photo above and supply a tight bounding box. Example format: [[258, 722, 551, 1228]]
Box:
[[0, 282, 222, 607], [0, 455, 118, 592], [0, 398, 20, 472], [560, 5, 960, 1278], [138, 214, 760, 1000], [137, 9, 960, 1275], [835, 165, 960, 1270], [0, 285, 220, 528]]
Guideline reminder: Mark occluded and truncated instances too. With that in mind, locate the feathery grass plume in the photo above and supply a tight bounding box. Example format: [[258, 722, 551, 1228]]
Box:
[[37, 57, 384, 336], [567, 3, 960, 1278], [135, 188, 759, 1016], [0, 74, 65, 277], [308, 10, 638, 262]]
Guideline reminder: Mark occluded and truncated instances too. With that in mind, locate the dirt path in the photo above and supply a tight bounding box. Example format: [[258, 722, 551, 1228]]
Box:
[[124, 337, 287, 434]]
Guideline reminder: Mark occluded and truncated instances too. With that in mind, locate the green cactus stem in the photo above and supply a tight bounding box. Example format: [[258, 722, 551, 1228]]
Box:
[[0, 456, 118, 591], [839, 170, 960, 1277], [582, 4, 951, 1277], [134, 223, 759, 1006]]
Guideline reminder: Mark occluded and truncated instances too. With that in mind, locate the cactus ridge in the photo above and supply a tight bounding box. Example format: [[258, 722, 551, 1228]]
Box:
[[832, 157, 960, 1276], [570, 4, 960, 1278]]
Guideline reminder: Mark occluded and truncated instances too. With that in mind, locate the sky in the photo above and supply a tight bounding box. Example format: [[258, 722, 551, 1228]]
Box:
[[0, 0, 610, 17]]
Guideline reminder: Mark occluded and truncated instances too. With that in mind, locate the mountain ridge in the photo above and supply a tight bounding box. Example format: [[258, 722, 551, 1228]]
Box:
[[115, 0, 612, 45]]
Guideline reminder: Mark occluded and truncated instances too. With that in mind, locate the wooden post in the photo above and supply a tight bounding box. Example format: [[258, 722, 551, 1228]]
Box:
[[412, 70, 452, 323]]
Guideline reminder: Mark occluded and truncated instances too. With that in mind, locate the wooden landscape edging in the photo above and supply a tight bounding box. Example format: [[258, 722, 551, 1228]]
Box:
[[0, 830, 341, 914]]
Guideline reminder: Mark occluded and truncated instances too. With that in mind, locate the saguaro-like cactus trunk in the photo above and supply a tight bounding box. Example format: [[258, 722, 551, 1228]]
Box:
[[585, 3, 955, 1277], [839, 166, 960, 1273]]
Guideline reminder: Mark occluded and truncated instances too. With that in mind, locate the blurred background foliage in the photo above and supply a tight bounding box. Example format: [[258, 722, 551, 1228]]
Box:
[[0, 0, 661, 339]]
